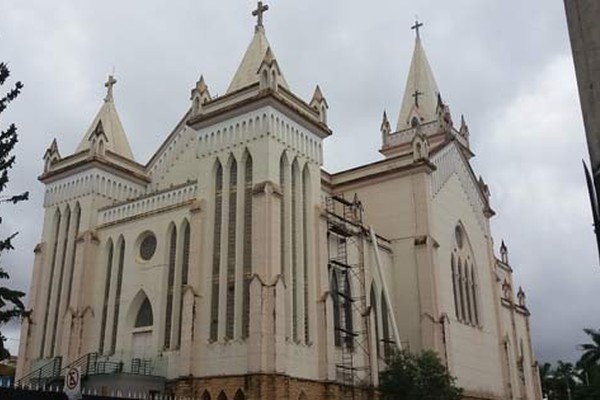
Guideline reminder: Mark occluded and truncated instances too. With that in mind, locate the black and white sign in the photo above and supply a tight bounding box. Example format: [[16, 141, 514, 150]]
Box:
[[64, 366, 82, 400]]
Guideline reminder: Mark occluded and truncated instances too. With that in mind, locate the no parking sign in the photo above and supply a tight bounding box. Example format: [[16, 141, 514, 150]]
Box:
[[64, 366, 82, 400]]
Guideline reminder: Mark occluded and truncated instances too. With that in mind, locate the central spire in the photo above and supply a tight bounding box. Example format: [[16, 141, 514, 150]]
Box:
[[396, 20, 441, 131], [226, 2, 289, 94]]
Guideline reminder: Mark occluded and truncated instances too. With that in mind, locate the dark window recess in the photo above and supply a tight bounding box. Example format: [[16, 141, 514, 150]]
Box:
[[140, 234, 157, 260]]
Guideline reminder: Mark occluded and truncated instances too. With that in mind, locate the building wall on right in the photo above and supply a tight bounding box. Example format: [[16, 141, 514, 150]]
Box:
[[564, 0, 600, 172]]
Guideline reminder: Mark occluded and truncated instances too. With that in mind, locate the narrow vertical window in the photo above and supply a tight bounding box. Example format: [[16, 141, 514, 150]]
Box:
[[343, 272, 353, 349], [458, 260, 466, 322], [331, 271, 341, 347], [291, 161, 299, 342], [164, 227, 177, 349], [225, 159, 237, 340], [210, 163, 223, 341], [242, 155, 253, 339], [302, 166, 310, 343], [471, 266, 479, 326], [370, 284, 380, 358], [279, 154, 287, 284], [41, 209, 61, 358], [465, 264, 473, 324], [451, 255, 460, 321], [110, 239, 125, 354], [65, 204, 81, 313], [51, 206, 70, 356], [99, 241, 113, 354], [177, 222, 191, 348], [381, 293, 391, 358]]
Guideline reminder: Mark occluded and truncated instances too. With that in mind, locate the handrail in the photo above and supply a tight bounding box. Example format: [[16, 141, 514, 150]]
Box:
[[16, 357, 62, 387]]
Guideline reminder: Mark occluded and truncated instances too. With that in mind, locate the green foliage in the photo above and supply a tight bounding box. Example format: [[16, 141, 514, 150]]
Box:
[[0, 62, 28, 360], [379, 349, 463, 400], [540, 328, 600, 400]]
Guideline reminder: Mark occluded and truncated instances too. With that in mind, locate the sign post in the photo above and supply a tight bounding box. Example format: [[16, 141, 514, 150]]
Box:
[[64, 366, 82, 400]]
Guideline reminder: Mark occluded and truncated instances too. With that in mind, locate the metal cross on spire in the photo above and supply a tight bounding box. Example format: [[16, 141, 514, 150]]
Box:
[[412, 90, 423, 107], [253, 1, 269, 30], [104, 74, 117, 103], [411, 18, 424, 39]]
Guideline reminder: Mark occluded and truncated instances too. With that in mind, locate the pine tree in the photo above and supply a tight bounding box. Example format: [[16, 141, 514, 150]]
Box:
[[0, 61, 28, 360]]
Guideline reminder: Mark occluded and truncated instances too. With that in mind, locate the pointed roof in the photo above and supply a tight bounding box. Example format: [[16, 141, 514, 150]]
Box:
[[226, 27, 289, 94], [396, 37, 440, 131], [76, 76, 135, 160]]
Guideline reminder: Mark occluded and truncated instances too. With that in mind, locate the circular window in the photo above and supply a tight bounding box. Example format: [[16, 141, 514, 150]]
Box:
[[455, 225, 464, 250], [139, 233, 157, 261]]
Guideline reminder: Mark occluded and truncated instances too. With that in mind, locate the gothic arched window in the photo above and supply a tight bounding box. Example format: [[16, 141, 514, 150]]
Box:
[[452, 224, 480, 326], [242, 154, 253, 339], [135, 298, 154, 328], [99, 240, 114, 354], [210, 162, 224, 341], [331, 271, 341, 347], [370, 283, 380, 358], [110, 238, 126, 354], [225, 158, 238, 340], [164, 226, 177, 349]]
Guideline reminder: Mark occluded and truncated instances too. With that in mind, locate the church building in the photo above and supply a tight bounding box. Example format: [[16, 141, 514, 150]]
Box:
[[16, 3, 542, 399]]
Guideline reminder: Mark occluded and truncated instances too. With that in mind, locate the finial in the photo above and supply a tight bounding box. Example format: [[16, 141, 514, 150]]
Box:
[[104, 75, 117, 103], [411, 17, 424, 39], [253, 1, 269, 32], [381, 110, 391, 135], [196, 75, 209, 94]]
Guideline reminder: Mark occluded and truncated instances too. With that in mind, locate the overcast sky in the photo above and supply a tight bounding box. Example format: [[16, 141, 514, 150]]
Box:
[[0, 0, 597, 365]]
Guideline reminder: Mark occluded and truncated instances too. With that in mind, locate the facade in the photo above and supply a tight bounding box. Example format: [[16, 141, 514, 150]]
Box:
[[17, 5, 542, 400], [563, 0, 600, 260]]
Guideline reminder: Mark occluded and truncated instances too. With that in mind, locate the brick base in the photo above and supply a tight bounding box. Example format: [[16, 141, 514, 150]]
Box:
[[167, 374, 376, 400]]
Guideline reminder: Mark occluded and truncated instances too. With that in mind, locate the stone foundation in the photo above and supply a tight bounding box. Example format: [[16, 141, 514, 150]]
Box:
[[167, 374, 376, 400]]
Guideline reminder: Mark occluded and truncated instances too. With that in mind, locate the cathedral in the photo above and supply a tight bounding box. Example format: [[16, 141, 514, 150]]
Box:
[[16, 3, 542, 400]]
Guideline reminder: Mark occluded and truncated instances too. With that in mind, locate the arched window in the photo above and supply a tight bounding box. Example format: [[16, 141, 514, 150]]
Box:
[[298, 392, 307, 400], [464, 264, 473, 323], [177, 221, 191, 347], [291, 160, 299, 342], [164, 226, 177, 349], [242, 154, 253, 339], [217, 391, 228, 400], [135, 298, 154, 328], [331, 272, 341, 347], [210, 162, 224, 341], [41, 209, 61, 357], [370, 283, 380, 358], [233, 390, 245, 400], [99, 240, 114, 354], [452, 224, 480, 326], [342, 272, 353, 349], [458, 260, 466, 322], [51, 205, 71, 356], [302, 165, 310, 344], [225, 158, 238, 340], [65, 204, 82, 311], [451, 255, 460, 321], [381, 292, 391, 358], [110, 238, 126, 354], [201, 391, 211, 400], [279, 153, 288, 285], [471, 266, 479, 326]]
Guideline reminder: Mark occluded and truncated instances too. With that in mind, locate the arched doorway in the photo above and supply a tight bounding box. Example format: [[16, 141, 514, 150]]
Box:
[[128, 291, 154, 359]]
